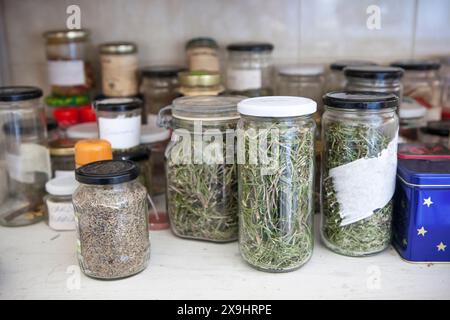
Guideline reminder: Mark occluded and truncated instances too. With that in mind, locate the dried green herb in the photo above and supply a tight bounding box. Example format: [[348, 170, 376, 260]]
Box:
[[238, 118, 315, 272], [321, 121, 393, 256]]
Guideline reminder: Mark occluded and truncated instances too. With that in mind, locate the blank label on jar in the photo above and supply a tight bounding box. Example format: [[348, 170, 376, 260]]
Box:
[[98, 116, 141, 149], [47, 60, 86, 86], [188, 49, 220, 72], [101, 54, 138, 97], [47, 200, 76, 231], [226, 69, 262, 91]]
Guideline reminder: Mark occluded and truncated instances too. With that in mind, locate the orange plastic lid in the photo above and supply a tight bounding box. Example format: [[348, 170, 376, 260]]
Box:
[[75, 139, 113, 167]]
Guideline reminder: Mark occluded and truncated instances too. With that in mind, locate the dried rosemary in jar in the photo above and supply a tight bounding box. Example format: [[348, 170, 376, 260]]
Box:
[[321, 92, 399, 257], [237, 96, 317, 272]]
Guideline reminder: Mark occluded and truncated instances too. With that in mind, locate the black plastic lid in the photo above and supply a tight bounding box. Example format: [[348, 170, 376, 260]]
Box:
[[114, 149, 150, 162], [94, 97, 142, 112], [76, 160, 140, 185], [330, 60, 377, 71], [390, 60, 441, 71], [323, 91, 399, 110], [227, 42, 274, 52], [186, 37, 218, 49], [420, 120, 450, 137], [0, 86, 43, 102], [140, 65, 186, 78], [344, 66, 404, 80]]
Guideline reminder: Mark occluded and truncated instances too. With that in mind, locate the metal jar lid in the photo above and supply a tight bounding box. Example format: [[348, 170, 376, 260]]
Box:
[[99, 42, 137, 54], [0, 86, 43, 102], [178, 71, 221, 87], [323, 91, 399, 110], [43, 29, 89, 42], [49, 139, 77, 156], [75, 160, 139, 185]]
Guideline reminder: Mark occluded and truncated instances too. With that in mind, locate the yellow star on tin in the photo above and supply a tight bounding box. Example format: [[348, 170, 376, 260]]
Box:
[[417, 226, 427, 237], [437, 242, 447, 252]]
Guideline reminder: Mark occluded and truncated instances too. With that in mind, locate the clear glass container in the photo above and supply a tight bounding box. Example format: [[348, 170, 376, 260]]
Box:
[[49, 138, 77, 177], [113, 148, 151, 196], [43, 29, 94, 97], [0, 87, 50, 227], [321, 92, 399, 257], [186, 37, 220, 72], [237, 96, 316, 272], [326, 60, 377, 92], [398, 97, 427, 143], [95, 97, 142, 151], [139, 65, 184, 115], [418, 120, 450, 147], [178, 71, 224, 97], [159, 95, 243, 242], [73, 160, 150, 279], [99, 42, 138, 97], [226, 42, 274, 97]]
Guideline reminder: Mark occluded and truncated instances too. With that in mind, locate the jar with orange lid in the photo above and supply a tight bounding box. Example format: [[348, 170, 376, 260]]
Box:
[[75, 139, 113, 168]]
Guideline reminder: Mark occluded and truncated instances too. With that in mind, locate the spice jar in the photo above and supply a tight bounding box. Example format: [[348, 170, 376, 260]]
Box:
[[139, 65, 184, 115], [45, 175, 78, 231], [114, 148, 151, 195], [391, 60, 442, 121], [160, 95, 243, 242], [419, 120, 450, 147], [226, 42, 274, 97], [399, 97, 427, 143], [237, 96, 316, 272], [0, 87, 51, 227], [43, 29, 93, 96], [95, 97, 142, 151], [49, 138, 77, 177], [73, 160, 150, 279], [74, 139, 112, 168], [321, 92, 399, 257], [326, 60, 377, 92], [178, 71, 224, 96], [186, 37, 220, 72], [99, 42, 138, 97]]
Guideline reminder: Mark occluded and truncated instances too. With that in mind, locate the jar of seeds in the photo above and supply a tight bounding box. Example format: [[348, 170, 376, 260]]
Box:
[[321, 92, 399, 257], [73, 160, 150, 279], [159, 95, 244, 242], [237, 96, 317, 272]]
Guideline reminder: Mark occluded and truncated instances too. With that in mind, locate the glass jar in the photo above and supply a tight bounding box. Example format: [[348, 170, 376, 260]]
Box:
[[160, 95, 243, 242], [237, 96, 316, 272], [49, 138, 77, 177], [391, 60, 442, 121], [73, 160, 150, 279], [0, 87, 50, 227], [399, 97, 427, 143], [44, 175, 78, 230], [226, 42, 274, 97], [140, 65, 185, 115], [419, 120, 450, 147], [99, 42, 138, 97], [43, 29, 94, 97], [321, 92, 399, 257], [75, 139, 112, 168], [186, 37, 220, 72], [345, 66, 404, 104], [326, 60, 377, 92], [114, 148, 151, 195], [178, 71, 224, 96], [95, 97, 142, 151]]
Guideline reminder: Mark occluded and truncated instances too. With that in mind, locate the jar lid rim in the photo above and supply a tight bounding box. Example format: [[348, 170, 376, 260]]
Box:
[[227, 42, 274, 52], [323, 91, 398, 110], [238, 96, 317, 117], [186, 37, 218, 49], [344, 66, 404, 79], [390, 60, 440, 71], [45, 175, 79, 196], [75, 160, 140, 185], [99, 42, 137, 54], [172, 95, 244, 120], [94, 97, 142, 112], [0, 86, 43, 102], [330, 60, 377, 71], [43, 29, 89, 41]]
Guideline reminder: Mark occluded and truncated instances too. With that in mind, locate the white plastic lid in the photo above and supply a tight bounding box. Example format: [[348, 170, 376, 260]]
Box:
[[141, 115, 171, 144], [66, 122, 98, 139], [45, 175, 79, 196], [399, 97, 427, 119], [237, 96, 317, 117], [278, 64, 325, 76]]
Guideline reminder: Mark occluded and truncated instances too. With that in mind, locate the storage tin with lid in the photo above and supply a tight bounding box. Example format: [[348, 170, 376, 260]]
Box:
[[186, 37, 220, 72], [45, 175, 78, 231]]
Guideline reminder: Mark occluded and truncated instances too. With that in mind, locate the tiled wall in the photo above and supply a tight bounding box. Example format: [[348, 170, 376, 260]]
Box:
[[1, 0, 449, 93]]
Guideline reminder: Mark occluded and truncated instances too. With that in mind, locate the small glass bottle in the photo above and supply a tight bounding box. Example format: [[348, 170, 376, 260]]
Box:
[[49, 138, 77, 177], [186, 37, 220, 72], [326, 60, 377, 92], [45, 175, 78, 231], [178, 71, 224, 96]]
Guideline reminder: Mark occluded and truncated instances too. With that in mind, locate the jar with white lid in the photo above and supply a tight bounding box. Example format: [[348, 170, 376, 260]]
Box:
[[226, 42, 274, 97], [99, 42, 138, 97], [186, 37, 220, 72], [45, 175, 78, 231], [326, 60, 377, 92], [399, 97, 427, 143], [237, 96, 316, 272]]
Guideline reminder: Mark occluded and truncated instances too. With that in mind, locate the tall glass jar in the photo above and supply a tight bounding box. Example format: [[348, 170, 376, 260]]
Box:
[[139, 65, 184, 115], [43, 29, 93, 97], [391, 60, 442, 121], [99, 42, 138, 97], [0, 87, 51, 227], [186, 37, 220, 72], [159, 95, 244, 242], [226, 42, 274, 97], [178, 71, 224, 96], [237, 96, 316, 272], [321, 92, 399, 257], [73, 160, 150, 279], [326, 60, 377, 92]]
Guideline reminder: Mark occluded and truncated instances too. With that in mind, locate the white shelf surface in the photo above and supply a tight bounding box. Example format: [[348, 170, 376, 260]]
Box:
[[0, 202, 449, 300]]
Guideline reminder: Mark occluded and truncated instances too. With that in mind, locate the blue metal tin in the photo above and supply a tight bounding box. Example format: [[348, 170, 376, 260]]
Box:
[[393, 159, 450, 262]]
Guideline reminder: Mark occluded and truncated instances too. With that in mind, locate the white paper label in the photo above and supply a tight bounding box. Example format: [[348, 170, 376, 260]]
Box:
[[330, 135, 398, 226], [98, 115, 141, 149], [55, 170, 75, 178], [46, 200, 76, 231], [47, 60, 85, 86], [226, 69, 262, 91]]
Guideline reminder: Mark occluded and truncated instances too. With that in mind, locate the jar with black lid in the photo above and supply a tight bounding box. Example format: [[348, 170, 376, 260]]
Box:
[[326, 60, 377, 92], [419, 120, 450, 147], [186, 37, 220, 72]]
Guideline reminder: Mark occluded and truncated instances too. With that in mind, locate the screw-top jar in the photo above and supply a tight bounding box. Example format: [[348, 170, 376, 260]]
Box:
[[226, 42, 274, 97], [49, 138, 77, 177], [73, 160, 150, 279], [0, 86, 50, 227], [186, 37, 220, 72], [160, 95, 244, 242], [178, 71, 224, 96], [321, 92, 399, 257], [326, 60, 377, 92], [99, 42, 138, 97], [237, 96, 316, 272], [45, 175, 78, 231]]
